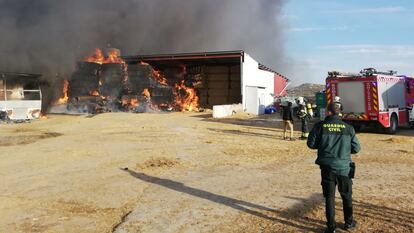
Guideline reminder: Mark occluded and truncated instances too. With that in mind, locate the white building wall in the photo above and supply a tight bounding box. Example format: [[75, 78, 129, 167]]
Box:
[[242, 53, 275, 114]]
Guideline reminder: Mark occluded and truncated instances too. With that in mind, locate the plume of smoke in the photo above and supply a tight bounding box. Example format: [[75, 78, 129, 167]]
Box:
[[0, 0, 286, 78]]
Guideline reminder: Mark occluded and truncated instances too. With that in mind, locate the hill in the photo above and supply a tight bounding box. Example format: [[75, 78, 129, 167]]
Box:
[[286, 83, 325, 99]]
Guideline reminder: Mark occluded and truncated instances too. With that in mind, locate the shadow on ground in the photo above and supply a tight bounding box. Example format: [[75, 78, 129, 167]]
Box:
[[207, 128, 279, 139], [195, 114, 308, 133], [122, 169, 326, 232], [352, 199, 414, 230], [121, 169, 414, 232]]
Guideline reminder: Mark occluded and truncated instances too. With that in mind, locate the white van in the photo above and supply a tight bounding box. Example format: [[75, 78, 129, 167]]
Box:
[[0, 72, 43, 120]]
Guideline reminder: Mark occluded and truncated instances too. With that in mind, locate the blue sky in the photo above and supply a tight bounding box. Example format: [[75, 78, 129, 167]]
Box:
[[282, 0, 414, 84]]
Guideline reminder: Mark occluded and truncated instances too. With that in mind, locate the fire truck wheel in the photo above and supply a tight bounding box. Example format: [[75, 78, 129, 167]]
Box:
[[387, 114, 398, 134]]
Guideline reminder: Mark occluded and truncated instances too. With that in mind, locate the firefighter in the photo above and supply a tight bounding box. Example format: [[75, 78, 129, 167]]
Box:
[[296, 97, 311, 139], [334, 96, 341, 103], [333, 96, 343, 117], [307, 102, 361, 233]]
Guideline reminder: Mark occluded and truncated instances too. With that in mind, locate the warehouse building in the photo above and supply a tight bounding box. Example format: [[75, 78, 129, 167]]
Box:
[[124, 50, 288, 115]]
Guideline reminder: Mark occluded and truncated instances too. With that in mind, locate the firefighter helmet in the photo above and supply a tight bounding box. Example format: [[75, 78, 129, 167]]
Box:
[[334, 96, 341, 102], [296, 96, 305, 105]]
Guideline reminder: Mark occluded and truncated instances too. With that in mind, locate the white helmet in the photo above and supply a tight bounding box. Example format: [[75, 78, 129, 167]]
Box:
[[296, 96, 305, 105], [334, 96, 341, 102]]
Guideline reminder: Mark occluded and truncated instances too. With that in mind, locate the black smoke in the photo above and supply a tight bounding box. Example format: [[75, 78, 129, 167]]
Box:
[[0, 0, 286, 78]]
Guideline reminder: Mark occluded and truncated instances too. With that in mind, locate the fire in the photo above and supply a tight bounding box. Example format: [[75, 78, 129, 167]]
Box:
[[85, 48, 126, 65], [121, 96, 139, 110], [85, 48, 105, 64], [56, 79, 69, 104], [40, 111, 48, 119], [84, 48, 129, 104], [174, 80, 199, 112], [106, 49, 124, 64], [131, 98, 139, 107], [142, 88, 151, 99], [139, 88, 160, 111], [152, 70, 168, 86], [65, 50, 200, 113], [89, 90, 100, 97], [139, 61, 168, 86]]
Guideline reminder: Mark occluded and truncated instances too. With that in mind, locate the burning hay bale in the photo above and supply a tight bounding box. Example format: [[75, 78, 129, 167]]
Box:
[[54, 48, 200, 114], [100, 63, 125, 99], [125, 64, 156, 91], [123, 63, 174, 112], [69, 62, 101, 97]]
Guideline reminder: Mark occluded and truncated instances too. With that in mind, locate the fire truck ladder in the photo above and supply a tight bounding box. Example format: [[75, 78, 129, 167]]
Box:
[[328, 68, 398, 78], [360, 68, 397, 76]]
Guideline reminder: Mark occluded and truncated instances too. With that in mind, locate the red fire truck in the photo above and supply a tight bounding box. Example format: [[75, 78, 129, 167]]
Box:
[[326, 68, 414, 134]]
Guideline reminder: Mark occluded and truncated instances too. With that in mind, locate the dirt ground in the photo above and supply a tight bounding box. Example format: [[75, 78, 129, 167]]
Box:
[[0, 112, 413, 233]]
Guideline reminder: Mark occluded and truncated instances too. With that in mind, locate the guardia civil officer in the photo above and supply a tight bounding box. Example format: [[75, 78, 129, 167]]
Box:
[[307, 102, 361, 233]]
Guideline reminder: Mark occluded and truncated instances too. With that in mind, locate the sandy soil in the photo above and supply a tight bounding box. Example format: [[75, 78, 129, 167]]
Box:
[[0, 112, 413, 233]]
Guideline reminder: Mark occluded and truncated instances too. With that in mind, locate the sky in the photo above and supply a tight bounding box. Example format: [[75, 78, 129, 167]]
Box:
[[282, 0, 414, 85]]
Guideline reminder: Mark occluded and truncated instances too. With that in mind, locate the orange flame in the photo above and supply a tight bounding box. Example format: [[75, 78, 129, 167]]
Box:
[[56, 79, 69, 104], [141, 88, 160, 111], [40, 111, 48, 119], [84, 48, 129, 102], [85, 48, 105, 64], [106, 49, 124, 64], [152, 70, 168, 86], [89, 90, 100, 97], [174, 80, 199, 112], [121, 96, 139, 110], [131, 97, 139, 107], [85, 48, 126, 65], [142, 88, 151, 99], [139, 61, 168, 86]]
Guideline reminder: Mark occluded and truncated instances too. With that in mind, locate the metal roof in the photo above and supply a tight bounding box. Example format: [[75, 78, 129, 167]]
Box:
[[123, 50, 288, 80], [123, 50, 244, 61], [122, 50, 244, 68], [258, 63, 289, 81]]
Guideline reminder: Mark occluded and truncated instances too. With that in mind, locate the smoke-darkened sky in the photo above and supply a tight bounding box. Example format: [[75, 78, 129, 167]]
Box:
[[0, 0, 286, 79]]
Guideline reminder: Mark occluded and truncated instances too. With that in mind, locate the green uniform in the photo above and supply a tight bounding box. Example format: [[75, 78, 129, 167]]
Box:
[[307, 115, 361, 176]]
